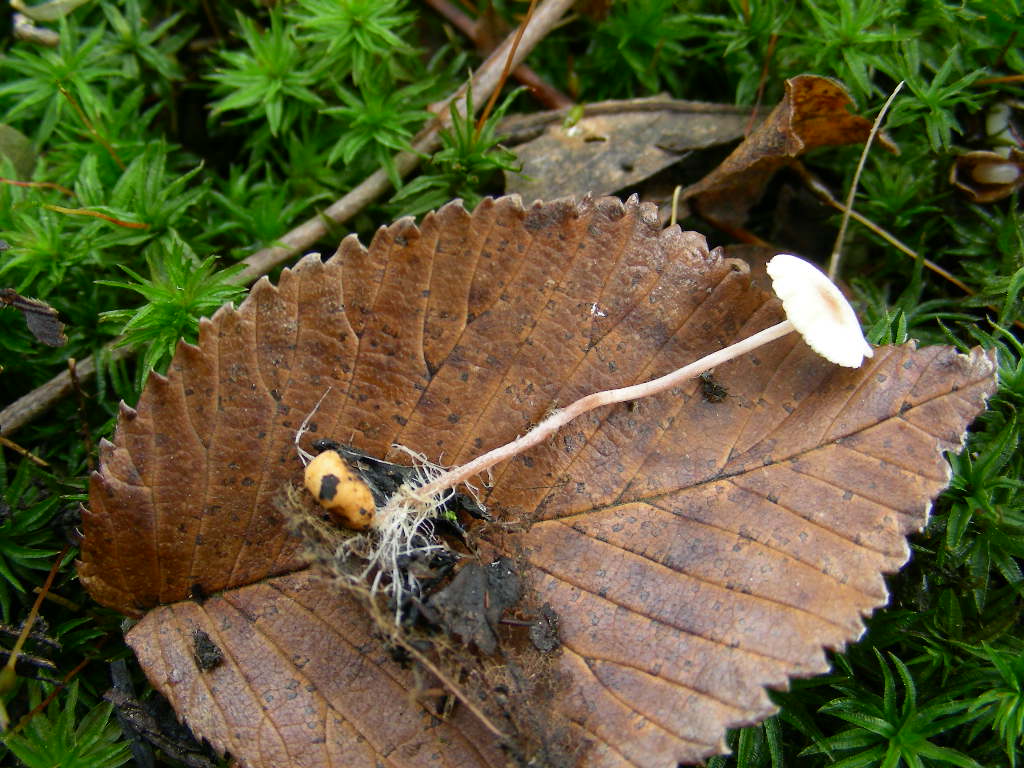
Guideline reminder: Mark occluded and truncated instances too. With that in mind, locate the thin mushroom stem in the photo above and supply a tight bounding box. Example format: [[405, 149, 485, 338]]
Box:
[[412, 319, 796, 500]]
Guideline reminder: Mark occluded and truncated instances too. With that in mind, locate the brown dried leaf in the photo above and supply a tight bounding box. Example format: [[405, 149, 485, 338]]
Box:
[[126, 570, 504, 767], [81, 196, 996, 767], [681, 75, 898, 227], [501, 343, 993, 764], [0, 287, 67, 347], [503, 98, 755, 202]]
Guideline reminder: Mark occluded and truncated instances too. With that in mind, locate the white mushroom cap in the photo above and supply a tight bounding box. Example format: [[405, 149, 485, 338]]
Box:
[[766, 254, 874, 368]]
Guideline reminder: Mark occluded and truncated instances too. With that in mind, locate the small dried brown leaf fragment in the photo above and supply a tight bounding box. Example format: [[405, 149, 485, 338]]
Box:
[[0, 287, 67, 347], [81, 196, 996, 768], [681, 75, 898, 226], [504, 98, 756, 202]]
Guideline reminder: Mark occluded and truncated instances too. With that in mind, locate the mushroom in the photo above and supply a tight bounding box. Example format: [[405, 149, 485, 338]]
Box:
[[400, 254, 873, 503], [766, 253, 874, 367]]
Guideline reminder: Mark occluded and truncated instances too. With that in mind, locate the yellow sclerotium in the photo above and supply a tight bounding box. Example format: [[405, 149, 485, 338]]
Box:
[[303, 450, 376, 531]]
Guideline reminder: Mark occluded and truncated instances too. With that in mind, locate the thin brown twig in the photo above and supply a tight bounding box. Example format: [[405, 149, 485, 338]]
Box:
[[68, 358, 95, 471], [423, 0, 572, 109], [58, 85, 125, 170], [828, 81, 904, 279], [1, 544, 70, 731], [12, 641, 102, 735], [0, 178, 74, 196], [695, 204, 774, 246], [745, 33, 778, 137], [976, 73, 1024, 85], [0, 0, 578, 437], [0, 436, 49, 466], [475, 0, 539, 138], [236, 0, 574, 282], [797, 163, 1024, 333], [794, 163, 972, 292]]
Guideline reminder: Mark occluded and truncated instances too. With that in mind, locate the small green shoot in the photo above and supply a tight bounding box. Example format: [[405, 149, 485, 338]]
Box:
[[801, 650, 984, 768], [1, 682, 131, 768], [98, 235, 245, 380], [965, 643, 1024, 767], [289, 0, 417, 84], [391, 86, 522, 216], [321, 75, 433, 189], [207, 9, 325, 138]]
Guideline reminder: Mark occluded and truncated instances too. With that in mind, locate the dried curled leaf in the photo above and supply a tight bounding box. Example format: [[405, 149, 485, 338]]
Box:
[[681, 75, 898, 226], [0, 287, 67, 347], [81, 196, 996, 767]]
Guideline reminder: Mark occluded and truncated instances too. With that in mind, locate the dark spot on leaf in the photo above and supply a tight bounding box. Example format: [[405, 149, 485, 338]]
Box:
[[192, 629, 223, 671]]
